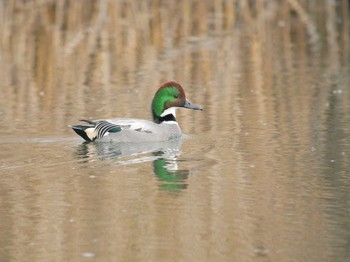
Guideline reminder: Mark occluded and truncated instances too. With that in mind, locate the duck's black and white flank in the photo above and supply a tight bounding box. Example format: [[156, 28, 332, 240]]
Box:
[[70, 81, 203, 142]]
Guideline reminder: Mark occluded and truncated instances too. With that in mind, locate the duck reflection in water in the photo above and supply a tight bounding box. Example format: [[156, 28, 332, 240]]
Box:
[[74, 138, 190, 191]]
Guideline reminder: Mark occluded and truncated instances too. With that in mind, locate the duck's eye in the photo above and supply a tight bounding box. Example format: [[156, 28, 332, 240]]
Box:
[[174, 94, 179, 99]]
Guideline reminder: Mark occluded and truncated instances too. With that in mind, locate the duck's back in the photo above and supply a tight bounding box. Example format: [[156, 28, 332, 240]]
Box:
[[98, 118, 182, 142]]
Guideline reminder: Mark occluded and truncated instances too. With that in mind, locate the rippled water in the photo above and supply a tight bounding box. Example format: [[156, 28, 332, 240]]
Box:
[[1, 1, 350, 261]]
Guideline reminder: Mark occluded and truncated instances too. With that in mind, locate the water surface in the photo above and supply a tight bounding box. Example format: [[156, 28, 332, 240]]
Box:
[[0, 1, 350, 261]]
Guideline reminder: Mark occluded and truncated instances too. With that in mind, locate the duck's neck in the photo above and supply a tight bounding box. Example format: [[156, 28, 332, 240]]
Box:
[[152, 113, 177, 124], [152, 107, 177, 124]]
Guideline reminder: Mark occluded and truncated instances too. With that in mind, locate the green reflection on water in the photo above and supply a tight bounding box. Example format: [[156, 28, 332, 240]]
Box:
[[152, 158, 189, 191], [73, 138, 191, 191]]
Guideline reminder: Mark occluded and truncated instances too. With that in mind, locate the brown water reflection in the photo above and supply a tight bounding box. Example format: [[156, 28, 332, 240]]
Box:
[[1, 1, 350, 261]]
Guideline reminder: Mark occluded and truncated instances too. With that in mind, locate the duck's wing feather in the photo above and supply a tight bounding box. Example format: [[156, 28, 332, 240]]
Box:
[[105, 118, 160, 134], [72, 119, 122, 141], [103, 118, 180, 142]]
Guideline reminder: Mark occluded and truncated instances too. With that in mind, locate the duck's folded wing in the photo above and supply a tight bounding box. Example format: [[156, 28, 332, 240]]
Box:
[[94, 121, 122, 139], [106, 118, 159, 134]]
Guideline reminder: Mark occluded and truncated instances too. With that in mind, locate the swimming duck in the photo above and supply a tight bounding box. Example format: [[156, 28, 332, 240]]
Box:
[[70, 81, 202, 142]]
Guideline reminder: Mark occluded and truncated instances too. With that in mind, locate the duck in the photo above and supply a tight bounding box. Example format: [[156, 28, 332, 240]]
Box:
[[70, 81, 202, 142]]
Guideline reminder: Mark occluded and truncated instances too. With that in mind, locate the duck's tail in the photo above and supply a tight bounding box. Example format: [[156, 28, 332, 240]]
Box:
[[70, 119, 121, 142], [70, 124, 95, 142]]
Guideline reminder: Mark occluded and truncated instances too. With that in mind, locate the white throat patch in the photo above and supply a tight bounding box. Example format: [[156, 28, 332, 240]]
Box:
[[160, 107, 177, 118]]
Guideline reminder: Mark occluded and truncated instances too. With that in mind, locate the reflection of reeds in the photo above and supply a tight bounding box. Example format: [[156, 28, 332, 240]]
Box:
[[0, 1, 348, 129], [1, 1, 350, 261]]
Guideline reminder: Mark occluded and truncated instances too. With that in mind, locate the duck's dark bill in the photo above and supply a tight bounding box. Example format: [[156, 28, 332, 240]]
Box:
[[183, 100, 202, 110]]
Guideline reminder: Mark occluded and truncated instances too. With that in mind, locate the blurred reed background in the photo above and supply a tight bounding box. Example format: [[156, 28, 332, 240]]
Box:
[[0, 0, 348, 137], [1, 1, 350, 261]]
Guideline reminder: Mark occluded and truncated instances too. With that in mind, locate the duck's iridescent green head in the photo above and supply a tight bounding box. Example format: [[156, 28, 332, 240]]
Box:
[[151, 81, 202, 123]]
